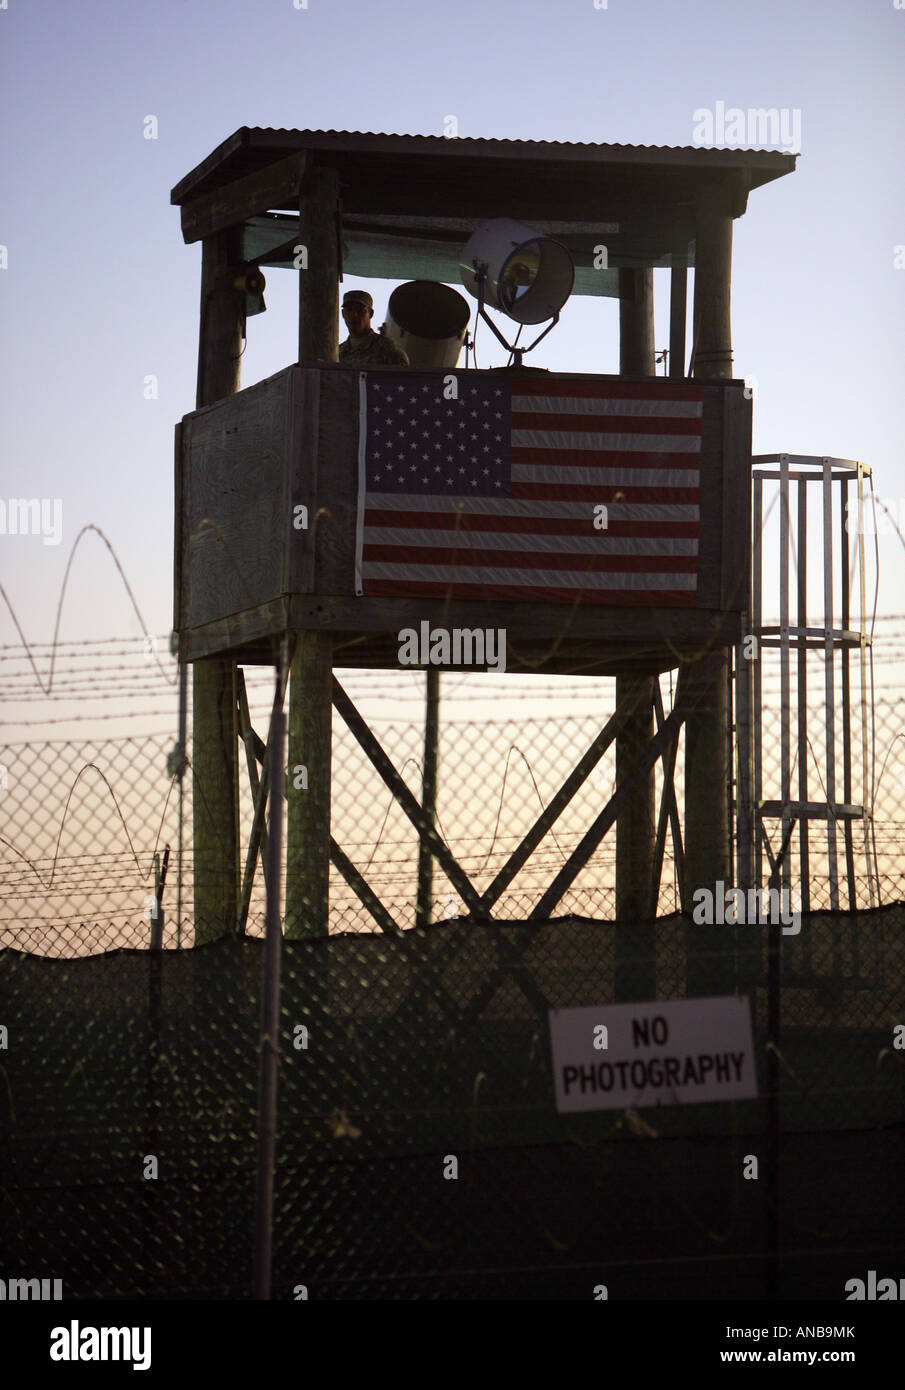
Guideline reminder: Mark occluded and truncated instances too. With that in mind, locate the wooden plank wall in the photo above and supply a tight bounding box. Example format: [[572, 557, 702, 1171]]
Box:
[[176, 369, 752, 665], [180, 369, 294, 630], [309, 366, 359, 598]]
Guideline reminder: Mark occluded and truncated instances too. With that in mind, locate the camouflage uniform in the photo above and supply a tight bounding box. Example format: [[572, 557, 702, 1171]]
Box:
[[339, 330, 409, 367]]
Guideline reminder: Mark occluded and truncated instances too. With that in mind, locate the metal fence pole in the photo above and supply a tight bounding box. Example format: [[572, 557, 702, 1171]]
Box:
[[253, 652, 287, 1300], [765, 819, 794, 1299], [176, 659, 187, 948], [416, 668, 440, 928], [145, 845, 167, 1294]]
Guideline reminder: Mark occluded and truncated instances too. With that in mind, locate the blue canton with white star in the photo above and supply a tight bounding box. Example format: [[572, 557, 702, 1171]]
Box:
[[364, 374, 512, 496]]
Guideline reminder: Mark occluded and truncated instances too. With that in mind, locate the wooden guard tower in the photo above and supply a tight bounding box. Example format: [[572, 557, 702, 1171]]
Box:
[[170, 128, 796, 949]]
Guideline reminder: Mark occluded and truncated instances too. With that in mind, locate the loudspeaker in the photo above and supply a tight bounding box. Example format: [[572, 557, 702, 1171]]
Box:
[[383, 280, 471, 369]]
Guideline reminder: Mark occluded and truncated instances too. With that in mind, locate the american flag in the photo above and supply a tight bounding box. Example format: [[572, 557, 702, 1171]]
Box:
[[355, 373, 703, 606]]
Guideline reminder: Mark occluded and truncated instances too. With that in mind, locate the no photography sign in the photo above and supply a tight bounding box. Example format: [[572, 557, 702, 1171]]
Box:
[[549, 996, 757, 1113]]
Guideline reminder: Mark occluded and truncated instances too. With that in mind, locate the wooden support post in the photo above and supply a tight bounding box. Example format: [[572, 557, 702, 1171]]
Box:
[[669, 259, 688, 379], [619, 267, 654, 375], [285, 167, 340, 937], [614, 674, 656, 922], [192, 229, 243, 945], [416, 668, 440, 928], [286, 632, 333, 937], [253, 666, 286, 1302], [692, 182, 734, 378], [682, 652, 731, 898], [613, 673, 656, 999], [237, 665, 290, 936], [298, 166, 340, 363], [615, 267, 657, 998], [683, 182, 734, 969]]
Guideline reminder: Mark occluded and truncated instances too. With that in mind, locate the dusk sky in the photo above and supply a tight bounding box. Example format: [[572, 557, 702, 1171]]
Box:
[[1, 0, 903, 737]]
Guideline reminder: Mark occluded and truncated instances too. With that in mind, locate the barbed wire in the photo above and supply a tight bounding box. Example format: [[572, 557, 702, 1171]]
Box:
[[0, 526, 176, 693], [2, 583, 904, 948]]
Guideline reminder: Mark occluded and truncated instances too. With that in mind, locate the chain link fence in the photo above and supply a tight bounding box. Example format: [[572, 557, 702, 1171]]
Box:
[[2, 646, 903, 1298], [1, 910, 903, 1299], [2, 687, 904, 954]]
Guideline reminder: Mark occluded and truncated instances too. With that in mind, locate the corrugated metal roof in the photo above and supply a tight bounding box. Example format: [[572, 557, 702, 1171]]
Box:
[[171, 126, 796, 206], [196, 124, 794, 151]]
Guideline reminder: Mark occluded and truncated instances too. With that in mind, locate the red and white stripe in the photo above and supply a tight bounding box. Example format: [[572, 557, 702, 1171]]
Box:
[[360, 378, 703, 606]]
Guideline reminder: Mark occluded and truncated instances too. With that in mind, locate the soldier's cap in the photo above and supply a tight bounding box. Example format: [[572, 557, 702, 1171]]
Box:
[[342, 290, 373, 309]]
